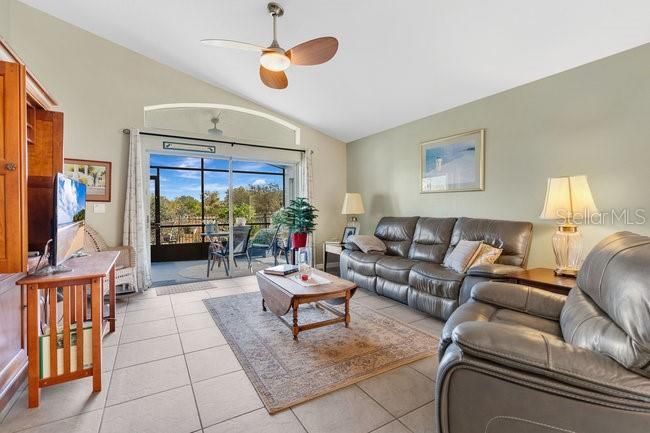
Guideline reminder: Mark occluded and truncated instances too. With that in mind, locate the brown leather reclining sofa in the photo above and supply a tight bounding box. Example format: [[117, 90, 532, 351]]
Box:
[[339, 216, 533, 320], [436, 231, 650, 433]]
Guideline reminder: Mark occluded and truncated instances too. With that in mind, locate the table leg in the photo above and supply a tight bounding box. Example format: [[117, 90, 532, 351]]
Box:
[[323, 244, 328, 272], [91, 278, 102, 392], [292, 299, 299, 340], [345, 290, 351, 328], [262, 298, 267, 312], [109, 265, 116, 332], [27, 285, 40, 408]]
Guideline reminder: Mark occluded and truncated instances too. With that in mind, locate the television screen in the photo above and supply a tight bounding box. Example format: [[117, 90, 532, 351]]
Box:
[[53, 173, 87, 266]]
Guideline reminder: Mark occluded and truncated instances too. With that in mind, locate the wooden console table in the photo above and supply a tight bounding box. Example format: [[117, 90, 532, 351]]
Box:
[[16, 251, 119, 408]]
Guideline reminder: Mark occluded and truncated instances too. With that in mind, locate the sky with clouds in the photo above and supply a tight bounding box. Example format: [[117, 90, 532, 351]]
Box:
[[57, 175, 86, 225], [150, 154, 284, 200]]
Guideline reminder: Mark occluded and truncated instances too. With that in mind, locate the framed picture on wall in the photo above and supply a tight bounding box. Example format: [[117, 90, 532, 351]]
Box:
[[420, 129, 485, 193], [341, 226, 357, 243], [64, 159, 112, 202]]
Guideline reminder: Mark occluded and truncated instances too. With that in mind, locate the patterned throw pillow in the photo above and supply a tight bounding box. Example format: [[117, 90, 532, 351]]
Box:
[[469, 243, 503, 268], [443, 240, 483, 273]]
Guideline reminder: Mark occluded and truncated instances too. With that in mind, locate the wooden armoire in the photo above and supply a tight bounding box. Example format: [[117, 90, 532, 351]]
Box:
[[0, 38, 63, 413]]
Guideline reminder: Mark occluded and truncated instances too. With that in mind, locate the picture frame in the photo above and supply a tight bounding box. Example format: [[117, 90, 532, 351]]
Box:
[[63, 159, 112, 202], [341, 226, 357, 243], [420, 129, 485, 193]]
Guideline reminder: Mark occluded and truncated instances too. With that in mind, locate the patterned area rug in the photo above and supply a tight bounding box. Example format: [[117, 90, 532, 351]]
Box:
[[204, 292, 438, 413]]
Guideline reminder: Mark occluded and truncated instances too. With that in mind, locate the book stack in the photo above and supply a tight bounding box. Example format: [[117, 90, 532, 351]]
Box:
[[263, 264, 299, 276]]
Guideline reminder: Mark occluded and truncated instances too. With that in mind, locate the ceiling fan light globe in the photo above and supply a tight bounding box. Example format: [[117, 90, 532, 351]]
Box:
[[260, 51, 290, 72]]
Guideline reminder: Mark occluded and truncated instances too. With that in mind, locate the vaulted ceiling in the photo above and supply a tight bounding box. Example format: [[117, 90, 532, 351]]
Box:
[[19, 0, 650, 142]]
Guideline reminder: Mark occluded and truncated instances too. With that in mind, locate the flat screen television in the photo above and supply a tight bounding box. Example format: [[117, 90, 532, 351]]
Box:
[[47, 173, 87, 272]]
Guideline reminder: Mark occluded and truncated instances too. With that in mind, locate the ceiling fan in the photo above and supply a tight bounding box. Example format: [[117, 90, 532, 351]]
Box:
[[201, 2, 338, 89], [208, 112, 223, 136]]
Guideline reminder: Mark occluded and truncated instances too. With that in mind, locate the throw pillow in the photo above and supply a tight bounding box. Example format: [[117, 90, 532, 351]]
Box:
[[443, 240, 483, 273], [346, 235, 387, 253], [469, 243, 503, 268]]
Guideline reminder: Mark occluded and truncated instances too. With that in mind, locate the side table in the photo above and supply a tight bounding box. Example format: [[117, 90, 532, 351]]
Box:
[[322, 242, 343, 274], [506, 267, 576, 295], [17, 251, 119, 408]]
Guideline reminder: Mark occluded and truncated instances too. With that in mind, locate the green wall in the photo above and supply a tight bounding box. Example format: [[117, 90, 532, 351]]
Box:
[[0, 0, 9, 40], [347, 43, 650, 267]]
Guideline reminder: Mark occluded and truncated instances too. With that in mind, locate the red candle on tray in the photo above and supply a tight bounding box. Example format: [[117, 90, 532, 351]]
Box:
[[301, 274, 309, 281]]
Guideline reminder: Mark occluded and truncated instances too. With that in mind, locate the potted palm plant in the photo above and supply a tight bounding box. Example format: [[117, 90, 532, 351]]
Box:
[[285, 197, 318, 249]]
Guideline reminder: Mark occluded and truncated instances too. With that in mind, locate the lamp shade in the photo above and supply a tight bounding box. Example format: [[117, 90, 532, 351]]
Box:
[[341, 193, 365, 215], [540, 175, 598, 221]]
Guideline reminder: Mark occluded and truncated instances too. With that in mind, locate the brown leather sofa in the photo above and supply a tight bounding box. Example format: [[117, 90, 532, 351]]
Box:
[[436, 231, 650, 433], [339, 217, 533, 320]]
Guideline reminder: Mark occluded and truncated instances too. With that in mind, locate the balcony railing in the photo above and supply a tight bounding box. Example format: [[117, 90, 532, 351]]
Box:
[[151, 216, 273, 245]]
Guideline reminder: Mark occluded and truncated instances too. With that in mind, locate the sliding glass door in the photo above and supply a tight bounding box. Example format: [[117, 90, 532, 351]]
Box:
[[149, 154, 286, 262]]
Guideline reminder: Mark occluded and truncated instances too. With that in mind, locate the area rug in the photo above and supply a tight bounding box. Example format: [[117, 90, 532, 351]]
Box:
[[203, 292, 439, 413], [177, 258, 272, 281]]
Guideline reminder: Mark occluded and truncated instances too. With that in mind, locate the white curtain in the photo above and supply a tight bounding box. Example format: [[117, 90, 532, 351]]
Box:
[[296, 150, 315, 264], [123, 129, 151, 291], [296, 149, 313, 201]]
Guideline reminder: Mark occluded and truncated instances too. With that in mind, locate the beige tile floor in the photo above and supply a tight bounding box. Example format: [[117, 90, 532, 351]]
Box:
[[0, 275, 443, 433]]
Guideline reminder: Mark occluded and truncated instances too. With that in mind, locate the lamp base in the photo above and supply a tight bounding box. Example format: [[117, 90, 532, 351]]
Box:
[[552, 224, 583, 277], [554, 267, 578, 277], [347, 216, 360, 234]]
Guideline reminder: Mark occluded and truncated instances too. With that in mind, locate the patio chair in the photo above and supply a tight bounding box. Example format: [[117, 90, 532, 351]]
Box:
[[275, 228, 292, 265], [209, 226, 253, 276], [247, 226, 282, 265]]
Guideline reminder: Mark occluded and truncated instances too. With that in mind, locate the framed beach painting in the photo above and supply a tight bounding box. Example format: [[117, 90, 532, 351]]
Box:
[[420, 129, 485, 193], [64, 159, 112, 202]]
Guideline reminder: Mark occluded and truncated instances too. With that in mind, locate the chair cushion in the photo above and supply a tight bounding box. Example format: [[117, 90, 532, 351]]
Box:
[[562, 288, 650, 377], [446, 217, 533, 267], [409, 262, 464, 300], [374, 216, 419, 257], [575, 231, 650, 351], [562, 231, 650, 377], [345, 251, 383, 276], [375, 256, 418, 284], [408, 217, 456, 262], [440, 301, 562, 356]]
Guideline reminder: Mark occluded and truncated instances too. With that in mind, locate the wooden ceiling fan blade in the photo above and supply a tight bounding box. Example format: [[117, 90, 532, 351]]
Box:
[[201, 39, 264, 52], [259, 66, 288, 89], [287, 37, 338, 65]]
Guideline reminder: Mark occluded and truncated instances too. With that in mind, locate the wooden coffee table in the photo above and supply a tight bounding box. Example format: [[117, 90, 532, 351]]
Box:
[[256, 269, 357, 340]]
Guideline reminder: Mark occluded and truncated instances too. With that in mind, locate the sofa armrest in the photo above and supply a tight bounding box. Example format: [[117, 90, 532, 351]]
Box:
[[471, 281, 566, 321], [439, 301, 497, 358], [465, 263, 524, 278], [106, 245, 136, 269], [451, 321, 650, 404]]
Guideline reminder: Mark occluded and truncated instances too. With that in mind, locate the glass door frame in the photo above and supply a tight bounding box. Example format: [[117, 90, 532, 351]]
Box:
[[149, 153, 287, 264]]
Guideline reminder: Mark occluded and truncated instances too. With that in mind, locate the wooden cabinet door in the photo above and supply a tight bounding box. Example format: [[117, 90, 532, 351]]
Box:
[[0, 61, 27, 273], [28, 110, 63, 252]]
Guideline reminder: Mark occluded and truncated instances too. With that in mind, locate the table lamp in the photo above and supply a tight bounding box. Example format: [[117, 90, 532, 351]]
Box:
[[341, 193, 365, 233], [540, 175, 598, 276]]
